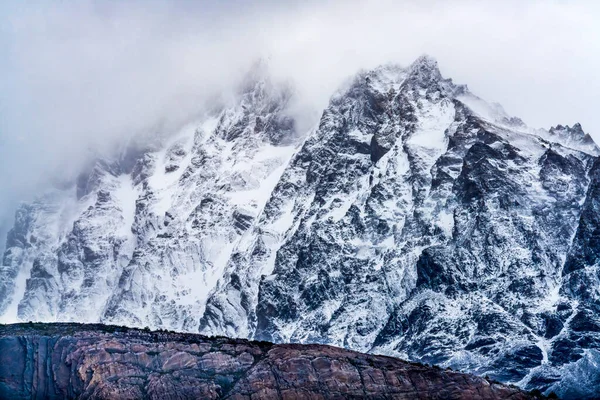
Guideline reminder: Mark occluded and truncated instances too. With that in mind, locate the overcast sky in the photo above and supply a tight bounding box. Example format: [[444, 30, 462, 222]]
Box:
[[0, 0, 599, 235]]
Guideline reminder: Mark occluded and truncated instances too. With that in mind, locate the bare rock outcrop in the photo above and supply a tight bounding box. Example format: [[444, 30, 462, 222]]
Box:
[[0, 323, 535, 400]]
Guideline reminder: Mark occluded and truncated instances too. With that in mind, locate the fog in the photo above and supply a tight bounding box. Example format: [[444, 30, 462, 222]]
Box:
[[1, 0, 599, 243]]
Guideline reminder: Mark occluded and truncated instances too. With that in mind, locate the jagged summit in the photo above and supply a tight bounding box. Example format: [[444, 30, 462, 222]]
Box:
[[1, 55, 599, 398], [411, 53, 439, 68], [546, 122, 598, 155], [551, 122, 584, 134], [406, 54, 443, 86]]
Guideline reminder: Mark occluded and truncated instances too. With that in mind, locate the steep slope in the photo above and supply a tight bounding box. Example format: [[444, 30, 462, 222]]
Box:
[[100, 69, 299, 331], [0, 190, 88, 320], [199, 56, 600, 397], [1, 56, 599, 397], [0, 64, 302, 332], [0, 323, 535, 400]]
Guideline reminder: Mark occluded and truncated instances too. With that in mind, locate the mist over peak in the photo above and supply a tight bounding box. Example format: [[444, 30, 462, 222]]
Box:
[[1, 0, 598, 257]]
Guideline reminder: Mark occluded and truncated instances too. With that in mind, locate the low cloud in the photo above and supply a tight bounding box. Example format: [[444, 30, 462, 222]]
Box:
[[1, 0, 598, 237]]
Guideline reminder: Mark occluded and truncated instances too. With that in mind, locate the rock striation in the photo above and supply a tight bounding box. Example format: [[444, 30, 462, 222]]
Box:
[[0, 323, 535, 400]]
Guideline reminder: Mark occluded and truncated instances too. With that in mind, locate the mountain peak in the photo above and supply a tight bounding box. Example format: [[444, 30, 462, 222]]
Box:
[[550, 123, 585, 137], [407, 54, 442, 85], [2, 53, 599, 399], [411, 54, 438, 68], [237, 58, 276, 96], [546, 122, 598, 154]]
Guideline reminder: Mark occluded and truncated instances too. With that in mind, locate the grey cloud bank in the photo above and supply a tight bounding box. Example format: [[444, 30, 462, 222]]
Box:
[[0, 0, 598, 241]]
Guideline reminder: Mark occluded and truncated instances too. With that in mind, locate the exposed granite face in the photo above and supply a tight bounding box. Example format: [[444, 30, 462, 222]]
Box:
[[0, 323, 534, 400]]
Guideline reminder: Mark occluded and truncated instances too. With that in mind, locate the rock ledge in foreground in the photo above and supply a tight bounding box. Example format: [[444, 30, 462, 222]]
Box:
[[0, 323, 536, 399]]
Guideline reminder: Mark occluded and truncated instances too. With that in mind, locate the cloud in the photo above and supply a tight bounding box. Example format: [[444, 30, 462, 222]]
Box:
[[0, 0, 598, 238]]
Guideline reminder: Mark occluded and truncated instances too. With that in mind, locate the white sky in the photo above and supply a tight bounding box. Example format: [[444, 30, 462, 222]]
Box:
[[0, 0, 599, 233]]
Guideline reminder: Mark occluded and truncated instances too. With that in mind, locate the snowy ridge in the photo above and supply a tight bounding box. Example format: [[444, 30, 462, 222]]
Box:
[[1, 55, 600, 398]]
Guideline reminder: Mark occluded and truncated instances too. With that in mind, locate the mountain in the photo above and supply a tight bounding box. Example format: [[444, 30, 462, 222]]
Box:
[[1, 55, 599, 398], [0, 322, 536, 400]]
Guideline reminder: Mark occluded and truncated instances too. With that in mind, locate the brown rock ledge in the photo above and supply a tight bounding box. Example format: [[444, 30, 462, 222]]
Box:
[[0, 323, 536, 399]]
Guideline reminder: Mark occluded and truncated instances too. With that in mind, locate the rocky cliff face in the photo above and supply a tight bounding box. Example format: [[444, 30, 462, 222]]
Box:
[[0, 323, 535, 400], [1, 56, 599, 398]]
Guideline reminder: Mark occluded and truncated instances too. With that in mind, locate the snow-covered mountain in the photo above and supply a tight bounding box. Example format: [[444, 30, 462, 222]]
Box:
[[1, 55, 599, 398]]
